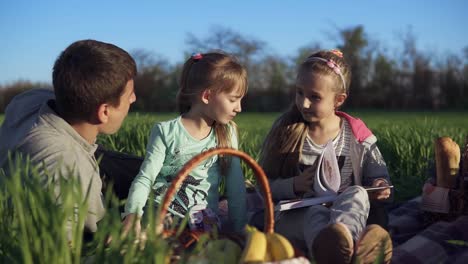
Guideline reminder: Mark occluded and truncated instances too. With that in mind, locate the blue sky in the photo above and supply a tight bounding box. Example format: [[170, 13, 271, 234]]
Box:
[[0, 0, 466, 85]]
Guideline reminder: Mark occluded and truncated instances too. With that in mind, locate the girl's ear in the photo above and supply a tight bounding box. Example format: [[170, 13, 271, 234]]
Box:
[[201, 89, 211, 104], [97, 103, 109, 124], [335, 93, 347, 109]]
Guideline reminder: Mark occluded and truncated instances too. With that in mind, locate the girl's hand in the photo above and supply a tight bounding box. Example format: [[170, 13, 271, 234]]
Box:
[[293, 166, 315, 195], [121, 213, 141, 238], [368, 179, 391, 201]]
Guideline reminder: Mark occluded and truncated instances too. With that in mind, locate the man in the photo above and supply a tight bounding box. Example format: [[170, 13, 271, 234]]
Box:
[[0, 39, 138, 237]]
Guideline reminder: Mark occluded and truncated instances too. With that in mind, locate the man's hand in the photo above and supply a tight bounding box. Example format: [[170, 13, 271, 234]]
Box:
[[293, 166, 315, 195], [368, 179, 391, 201]]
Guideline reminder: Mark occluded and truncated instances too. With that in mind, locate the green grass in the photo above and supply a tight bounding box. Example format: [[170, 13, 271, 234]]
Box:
[[1, 111, 467, 262], [2, 111, 467, 200], [95, 111, 468, 202], [3, 111, 467, 201], [0, 155, 183, 263], [351, 111, 468, 201]]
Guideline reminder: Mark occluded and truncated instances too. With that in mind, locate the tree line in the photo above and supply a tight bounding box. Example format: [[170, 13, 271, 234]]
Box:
[[1, 25, 467, 113]]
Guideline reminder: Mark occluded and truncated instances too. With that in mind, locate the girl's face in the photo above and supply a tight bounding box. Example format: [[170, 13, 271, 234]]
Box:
[[204, 86, 244, 125], [295, 74, 343, 123]]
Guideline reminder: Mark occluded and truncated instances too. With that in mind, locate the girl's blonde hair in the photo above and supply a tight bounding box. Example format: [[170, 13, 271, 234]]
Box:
[[298, 50, 351, 95], [260, 50, 352, 180], [259, 104, 306, 180], [177, 52, 248, 174]]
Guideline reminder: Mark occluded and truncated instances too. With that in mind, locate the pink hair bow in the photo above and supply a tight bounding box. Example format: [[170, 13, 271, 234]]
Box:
[[326, 59, 342, 75], [192, 53, 203, 61]]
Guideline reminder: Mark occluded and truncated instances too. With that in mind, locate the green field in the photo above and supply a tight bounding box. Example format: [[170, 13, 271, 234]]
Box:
[[94, 111, 468, 202], [2, 111, 468, 201], [1, 111, 467, 263]]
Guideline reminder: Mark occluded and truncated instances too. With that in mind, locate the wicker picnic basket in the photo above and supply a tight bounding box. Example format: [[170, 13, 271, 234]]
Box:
[[157, 147, 274, 236], [156, 147, 308, 263]]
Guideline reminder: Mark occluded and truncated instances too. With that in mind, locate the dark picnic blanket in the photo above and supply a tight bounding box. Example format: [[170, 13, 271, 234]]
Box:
[[242, 193, 468, 263], [388, 197, 468, 263]]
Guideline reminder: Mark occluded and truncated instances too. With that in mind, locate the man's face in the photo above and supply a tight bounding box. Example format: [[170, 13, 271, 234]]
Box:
[[100, 79, 136, 135]]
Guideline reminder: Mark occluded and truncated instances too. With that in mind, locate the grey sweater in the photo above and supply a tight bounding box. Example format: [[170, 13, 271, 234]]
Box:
[[0, 89, 105, 235]]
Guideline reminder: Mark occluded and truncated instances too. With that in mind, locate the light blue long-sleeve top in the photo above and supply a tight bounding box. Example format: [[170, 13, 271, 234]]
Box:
[[124, 116, 247, 232]]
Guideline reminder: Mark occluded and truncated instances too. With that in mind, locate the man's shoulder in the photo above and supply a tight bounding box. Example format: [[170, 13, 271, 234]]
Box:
[[17, 126, 97, 176], [19, 126, 72, 157], [19, 104, 79, 152]]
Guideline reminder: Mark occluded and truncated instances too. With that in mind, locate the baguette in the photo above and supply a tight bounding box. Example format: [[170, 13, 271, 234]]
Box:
[[435, 137, 460, 188]]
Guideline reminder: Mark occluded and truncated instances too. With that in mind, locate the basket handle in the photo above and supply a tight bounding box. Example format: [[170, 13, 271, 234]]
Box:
[[157, 147, 274, 234]]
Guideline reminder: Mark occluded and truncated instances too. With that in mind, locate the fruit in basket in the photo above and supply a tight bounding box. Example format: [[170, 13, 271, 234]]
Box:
[[208, 238, 242, 264], [188, 238, 242, 264], [240, 225, 267, 263], [266, 232, 295, 261]]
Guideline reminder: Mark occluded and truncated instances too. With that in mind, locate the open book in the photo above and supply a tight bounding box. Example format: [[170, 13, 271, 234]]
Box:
[[275, 185, 394, 211], [275, 141, 393, 211]]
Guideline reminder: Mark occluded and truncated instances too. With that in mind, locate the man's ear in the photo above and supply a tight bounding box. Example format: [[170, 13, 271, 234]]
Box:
[[335, 93, 347, 108], [97, 104, 109, 124], [201, 89, 211, 104]]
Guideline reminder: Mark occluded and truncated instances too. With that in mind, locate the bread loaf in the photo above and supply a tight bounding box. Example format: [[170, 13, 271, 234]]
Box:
[[435, 137, 460, 188]]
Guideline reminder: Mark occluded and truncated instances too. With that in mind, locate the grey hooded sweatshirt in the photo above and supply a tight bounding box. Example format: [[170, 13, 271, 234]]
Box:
[[0, 89, 105, 236]]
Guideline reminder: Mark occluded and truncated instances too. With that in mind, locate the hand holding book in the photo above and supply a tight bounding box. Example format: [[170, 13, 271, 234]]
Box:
[[293, 166, 316, 195], [367, 179, 392, 201], [276, 141, 394, 211], [295, 141, 340, 198]]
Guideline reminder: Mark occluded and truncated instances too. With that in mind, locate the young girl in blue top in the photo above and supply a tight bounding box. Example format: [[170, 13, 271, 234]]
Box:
[[259, 50, 392, 263], [122, 52, 248, 234]]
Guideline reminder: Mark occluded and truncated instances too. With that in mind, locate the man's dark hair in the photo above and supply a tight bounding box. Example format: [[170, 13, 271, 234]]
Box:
[[52, 39, 137, 121]]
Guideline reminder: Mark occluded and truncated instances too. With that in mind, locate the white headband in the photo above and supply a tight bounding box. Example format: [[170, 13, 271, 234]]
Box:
[[305, 57, 346, 91]]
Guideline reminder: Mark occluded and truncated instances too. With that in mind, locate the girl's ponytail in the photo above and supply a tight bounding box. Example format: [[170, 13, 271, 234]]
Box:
[[214, 122, 235, 176]]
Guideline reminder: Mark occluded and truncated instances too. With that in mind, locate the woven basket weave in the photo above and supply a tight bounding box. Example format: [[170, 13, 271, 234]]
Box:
[[157, 147, 275, 235]]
